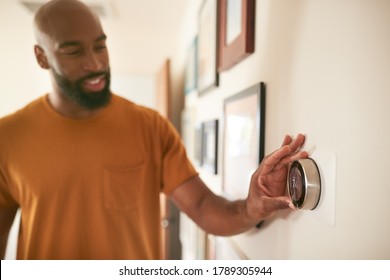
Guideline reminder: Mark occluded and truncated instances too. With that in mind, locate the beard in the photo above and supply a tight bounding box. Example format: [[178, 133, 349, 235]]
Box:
[[52, 69, 111, 110]]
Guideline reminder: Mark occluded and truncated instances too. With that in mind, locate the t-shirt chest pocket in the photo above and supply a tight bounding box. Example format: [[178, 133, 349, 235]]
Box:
[[103, 162, 145, 211]]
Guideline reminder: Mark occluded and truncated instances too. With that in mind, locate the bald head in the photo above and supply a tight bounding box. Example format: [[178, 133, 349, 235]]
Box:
[[34, 0, 103, 46]]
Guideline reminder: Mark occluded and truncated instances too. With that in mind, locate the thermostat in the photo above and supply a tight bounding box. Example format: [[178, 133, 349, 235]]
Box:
[[287, 158, 321, 210]]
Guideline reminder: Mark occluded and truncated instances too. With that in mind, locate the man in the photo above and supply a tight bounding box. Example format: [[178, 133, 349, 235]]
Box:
[[0, 0, 308, 259]]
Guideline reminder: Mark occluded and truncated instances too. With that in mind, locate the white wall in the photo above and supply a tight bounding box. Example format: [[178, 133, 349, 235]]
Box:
[[111, 75, 155, 109], [177, 0, 390, 259], [0, 0, 50, 117]]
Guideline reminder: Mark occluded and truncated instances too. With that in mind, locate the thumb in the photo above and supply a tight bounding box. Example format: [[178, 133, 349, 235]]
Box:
[[264, 196, 295, 212]]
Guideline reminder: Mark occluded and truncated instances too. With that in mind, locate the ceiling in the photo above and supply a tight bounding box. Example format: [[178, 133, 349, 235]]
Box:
[[14, 0, 191, 75]]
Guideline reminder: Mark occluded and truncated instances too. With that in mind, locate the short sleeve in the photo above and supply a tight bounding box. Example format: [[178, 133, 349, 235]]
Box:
[[158, 116, 198, 195]]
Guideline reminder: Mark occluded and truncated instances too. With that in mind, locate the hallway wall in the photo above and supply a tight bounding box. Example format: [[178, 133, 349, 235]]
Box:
[[175, 0, 390, 259]]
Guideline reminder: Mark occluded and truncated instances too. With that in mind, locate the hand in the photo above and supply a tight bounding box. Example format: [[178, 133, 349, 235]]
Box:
[[245, 134, 309, 221]]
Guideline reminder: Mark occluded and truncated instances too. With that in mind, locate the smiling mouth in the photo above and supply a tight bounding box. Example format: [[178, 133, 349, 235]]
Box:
[[82, 75, 106, 92]]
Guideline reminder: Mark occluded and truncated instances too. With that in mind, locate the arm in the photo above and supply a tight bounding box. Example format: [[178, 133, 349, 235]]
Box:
[[170, 134, 308, 236], [0, 206, 18, 259], [171, 176, 252, 236]]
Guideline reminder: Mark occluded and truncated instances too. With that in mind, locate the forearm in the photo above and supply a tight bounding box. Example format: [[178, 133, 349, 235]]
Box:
[[192, 193, 258, 236], [171, 176, 259, 236]]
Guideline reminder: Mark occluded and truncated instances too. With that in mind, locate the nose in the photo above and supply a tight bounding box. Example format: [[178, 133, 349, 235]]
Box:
[[83, 51, 103, 72]]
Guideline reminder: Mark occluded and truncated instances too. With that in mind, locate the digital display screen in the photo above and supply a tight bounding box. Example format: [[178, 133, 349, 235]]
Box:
[[289, 166, 303, 202]]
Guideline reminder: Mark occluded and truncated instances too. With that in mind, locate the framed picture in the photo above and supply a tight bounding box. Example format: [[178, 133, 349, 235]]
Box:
[[223, 82, 265, 199], [201, 119, 219, 174], [198, 0, 219, 95], [184, 36, 198, 94], [181, 107, 196, 163], [194, 123, 204, 167], [218, 0, 255, 71]]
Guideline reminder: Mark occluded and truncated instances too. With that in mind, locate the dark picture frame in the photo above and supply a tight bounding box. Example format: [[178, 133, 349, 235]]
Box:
[[201, 119, 219, 174], [222, 82, 265, 199], [198, 0, 219, 95], [218, 0, 255, 71]]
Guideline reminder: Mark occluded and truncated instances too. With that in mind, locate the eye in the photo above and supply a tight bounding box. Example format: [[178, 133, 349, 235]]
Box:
[[66, 50, 81, 56], [95, 44, 107, 52], [61, 48, 82, 57]]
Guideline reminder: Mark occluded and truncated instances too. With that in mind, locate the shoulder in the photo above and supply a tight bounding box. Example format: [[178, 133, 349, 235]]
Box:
[[0, 96, 45, 132], [111, 94, 179, 143], [0, 96, 46, 151], [112, 94, 169, 126]]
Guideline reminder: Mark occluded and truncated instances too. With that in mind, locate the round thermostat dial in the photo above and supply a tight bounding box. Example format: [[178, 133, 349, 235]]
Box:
[[287, 158, 321, 210]]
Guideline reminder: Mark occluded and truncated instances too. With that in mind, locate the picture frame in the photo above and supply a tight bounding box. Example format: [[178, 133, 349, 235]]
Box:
[[184, 36, 198, 94], [194, 123, 204, 167], [201, 119, 219, 174], [222, 82, 265, 199], [181, 107, 196, 163], [218, 0, 255, 71], [198, 0, 219, 95]]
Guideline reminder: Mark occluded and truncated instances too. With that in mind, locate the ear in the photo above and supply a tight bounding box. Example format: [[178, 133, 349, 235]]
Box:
[[34, 45, 50, 69]]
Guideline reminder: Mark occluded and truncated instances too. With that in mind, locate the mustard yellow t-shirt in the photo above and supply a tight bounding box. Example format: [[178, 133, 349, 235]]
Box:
[[0, 94, 197, 259]]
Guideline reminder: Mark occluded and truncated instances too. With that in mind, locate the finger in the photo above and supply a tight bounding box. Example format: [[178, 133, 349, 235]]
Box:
[[271, 149, 309, 173], [278, 150, 309, 166], [288, 134, 306, 153], [258, 134, 307, 174], [261, 145, 292, 174], [280, 134, 292, 147], [275, 134, 306, 167]]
